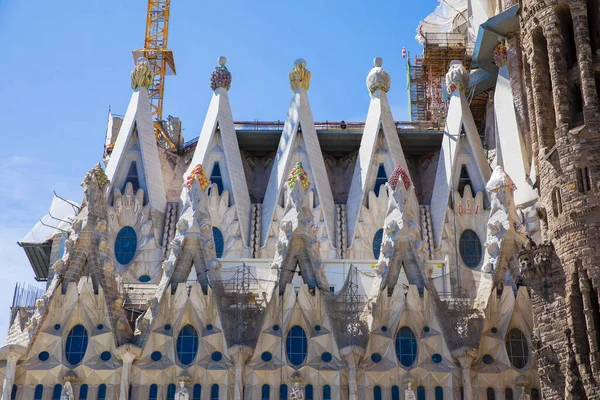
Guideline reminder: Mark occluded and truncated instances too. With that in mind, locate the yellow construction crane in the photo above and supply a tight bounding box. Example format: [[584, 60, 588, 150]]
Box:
[[132, 0, 177, 149]]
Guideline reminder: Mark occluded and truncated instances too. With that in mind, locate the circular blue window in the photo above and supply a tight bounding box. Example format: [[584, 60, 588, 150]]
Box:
[[65, 325, 88, 365], [261, 351, 272, 362], [491, 327, 498, 334], [164, 324, 171, 331], [395, 327, 417, 367], [54, 324, 61, 331], [423, 326, 430, 333], [321, 352, 332, 362], [97, 324, 104, 330], [373, 228, 384, 259], [212, 227, 224, 258], [381, 326, 388, 332], [432, 353, 443, 363], [482, 354, 494, 364], [138, 275, 151, 283], [211, 351, 223, 362], [206, 324, 214, 331], [176, 325, 199, 365], [114, 226, 137, 265], [151, 351, 162, 361], [273, 325, 280, 331], [38, 351, 49, 361], [100, 351, 112, 361], [315, 325, 321, 331], [285, 325, 308, 366], [371, 353, 382, 363], [459, 229, 482, 268]]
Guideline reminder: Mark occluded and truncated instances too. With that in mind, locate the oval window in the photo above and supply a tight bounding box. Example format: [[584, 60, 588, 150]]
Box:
[[212, 227, 224, 258], [285, 325, 308, 366], [459, 229, 482, 268], [373, 228, 384, 259], [395, 326, 417, 367], [506, 328, 529, 369], [114, 226, 137, 265], [176, 325, 199, 365], [65, 325, 88, 365]]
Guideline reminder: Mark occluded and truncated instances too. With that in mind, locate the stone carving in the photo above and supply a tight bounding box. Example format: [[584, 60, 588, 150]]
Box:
[[186, 164, 210, 190], [287, 162, 310, 190], [81, 163, 109, 189], [209, 56, 232, 91], [404, 382, 416, 400], [366, 57, 391, 94], [518, 239, 553, 280], [61, 381, 74, 400], [445, 60, 468, 94], [493, 42, 508, 67], [289, 59, 311, 92], [290, 373, 304, 400], [175, 380, 189, 400], [131, 57, 153, 91]]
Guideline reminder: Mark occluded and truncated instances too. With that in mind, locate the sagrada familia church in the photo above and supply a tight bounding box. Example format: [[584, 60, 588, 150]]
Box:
[[5, 0, 600, 398]]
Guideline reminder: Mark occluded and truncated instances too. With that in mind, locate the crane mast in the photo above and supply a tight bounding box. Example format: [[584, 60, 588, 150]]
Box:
[[133, 0, 177, 149]]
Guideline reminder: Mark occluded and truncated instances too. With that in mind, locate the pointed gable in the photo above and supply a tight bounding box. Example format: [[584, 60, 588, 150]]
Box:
[[105, 59, 166, 213], [261, 59, 336, 248], [186, 57, 252, 248], [430, 61, 491, 248], [346, 58, 411, 249]]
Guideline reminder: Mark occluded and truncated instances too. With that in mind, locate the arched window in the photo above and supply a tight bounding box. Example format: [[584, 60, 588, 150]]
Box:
[[122, 161, 140, 193], [80, 384, 88, 400], [211, 384, 219, 400], [435, 386, 444, 400], [10, 385, 17, 400], [504, 388, 514, 400], [34, 385, 44, 400], [65, 325, 88, 365], [486, 387, 495, 400], [531, 389, 540, 400], [373, 228, 384, 259], [167, 384, 176, 400], [262, 384, 270, 400], [577, 167, 592, 193], [457, 164, 472, 196], [128, 385, 132, 400], [506, 328, 529, 369], [532, 28, 556, 149], [210, 162, 224, 195], [552, 187, 562, 217], [212, 227, 224, 258], [374, 386, 382, 400], [392, 386, 400, 400], [114, 226, 137, 265], [176, 325, 199, 365], [323, 385, 331, 400], [193, 385, 201, 400], [395, 326, 418, 367], [374, 163, 387, 196], [97, 384, 106, 400], [53, 385, 63, 400], [459, 229, 482, 268], [279, 385, 288, 400], [285, 325, 308, 366], [305, 385, 313, 400], [149, 384, 158, 400], [417, 386, 425, 400]]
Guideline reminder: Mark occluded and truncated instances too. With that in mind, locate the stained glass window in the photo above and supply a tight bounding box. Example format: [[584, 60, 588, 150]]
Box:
[[261, 385, 270, 400], [373, 229, 384, 259], [193, 385, 201, 400], [417, 386, 425, 400], [34, 385, 44, 400], [395, 326, 417, 367], [323, 385, 331, 400], [53, 385, 62, 400], [167, 384, 176, 400], [65, 325, 88, 365], [374, 386, 382, 400], [459, 229, 482, 268], [115, 226, 137, 265], [211, 384, 219, 400], [279, 385, 287, 400], [506, 328, 529, 369], [97, 385, 106, 400], [305, 385, 313, 400], [504, 389, 514, 400], [80, 385, 88, 400], [176, 325, 199, 365], [487, 388, 496, 400], [435, 386, 444, 400], [149, 384, 158, 400], [212, 227, 224, 258], [392, 386, 400, 400], [285, 325, 308, 366]]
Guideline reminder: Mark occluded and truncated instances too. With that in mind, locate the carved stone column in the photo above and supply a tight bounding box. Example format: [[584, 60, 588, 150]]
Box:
[[578, 275, 600, 374], [452, 347, 477, 400], [0, 345, 25, 400], [230, 346, 252, 400], [341, 347, 364, 400], [545, 15, 572, 128], [116, 344, 141, 400], [528, 43, 556, 151]]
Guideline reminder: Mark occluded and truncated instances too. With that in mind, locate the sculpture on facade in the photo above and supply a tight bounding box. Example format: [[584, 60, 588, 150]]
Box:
[[366, 57, 391, 94], [445, 60, 468, 94], [175, 380, 189, 400], [60, 382, 74, 400]]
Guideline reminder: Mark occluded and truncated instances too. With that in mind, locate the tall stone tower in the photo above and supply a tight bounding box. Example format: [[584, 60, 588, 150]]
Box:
[[517, 0, 600, 398]]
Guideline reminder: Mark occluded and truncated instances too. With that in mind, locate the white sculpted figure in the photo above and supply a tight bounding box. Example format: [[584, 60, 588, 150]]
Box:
[[175, 381, 189, 400], [405, 382, 416, 400], [61, 382, 74, 400], [445, 60, 468, 94]]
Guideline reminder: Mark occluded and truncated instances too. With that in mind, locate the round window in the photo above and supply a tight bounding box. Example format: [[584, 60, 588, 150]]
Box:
[[432, 353, 443, 363], [38, 351, 49, 361], [211, 351, 223, 361], [65, 325, 88, 365], [138, 275, 151, 283], [176, 325, 199, 365], [261, 351, 272, 362], [321, 352, 332, 362], [100, 351, 112, 361], [371, 353, 382, 363], [285, 325, 308, 366], [151, 351, 162, 361], [459, 229, 482, 268], [114, 226, 137, 265], [506, 328, 529, 369]]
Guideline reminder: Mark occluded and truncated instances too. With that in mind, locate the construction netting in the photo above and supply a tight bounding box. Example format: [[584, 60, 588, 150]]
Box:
[[415, 0, 469, 44]]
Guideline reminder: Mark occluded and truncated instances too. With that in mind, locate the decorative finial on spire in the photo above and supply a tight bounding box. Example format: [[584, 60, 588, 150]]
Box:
[[366, 57, 391, 94], [131, 57, 154, 91], [445, 60, 469, 94], [210, 56, 232, 91], [82, 163, 110, 189], [289, 59, 311, 92], [287, 162, 310, 190]]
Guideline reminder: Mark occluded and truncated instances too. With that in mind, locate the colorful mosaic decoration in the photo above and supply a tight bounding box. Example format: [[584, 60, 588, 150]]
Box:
[[289, 59, 311, 92], [493, 43, 508, 67], [186, 164, 210, 190], [82, 163, 109, 189], [388, 165, 411, 190], [210, 56, 232, 91], [131, 58, 154, 91], [287, 162, 310, 190]]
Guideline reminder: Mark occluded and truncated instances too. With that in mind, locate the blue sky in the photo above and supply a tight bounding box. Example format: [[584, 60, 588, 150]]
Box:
[[0, 0, 434, 339]]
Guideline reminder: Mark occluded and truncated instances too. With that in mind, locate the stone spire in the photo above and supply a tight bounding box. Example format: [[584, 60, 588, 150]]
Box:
[[210, 56, 232, 91], [289, 58, 311, 92], [131, 57, 153, 91], [366, 57, 391, 94]]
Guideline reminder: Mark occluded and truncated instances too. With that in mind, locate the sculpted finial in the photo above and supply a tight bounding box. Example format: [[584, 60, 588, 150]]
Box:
[[210, 56, 232, 91], [366, 57, 391, 94], [445, 60, 469, 94], [289, 59, 311, 92], [131, 57, 154, 91]]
